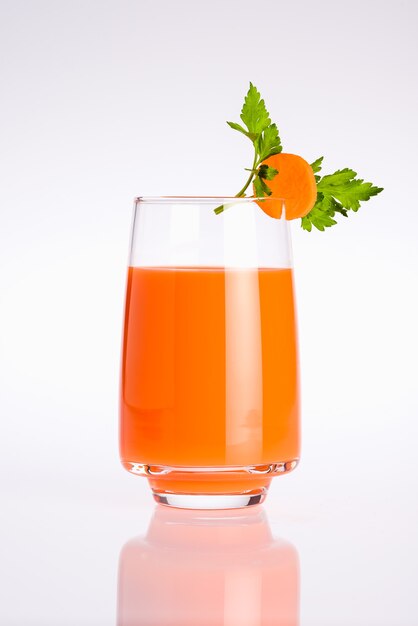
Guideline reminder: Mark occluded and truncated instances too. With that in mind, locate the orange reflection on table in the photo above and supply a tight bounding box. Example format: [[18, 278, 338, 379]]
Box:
[[117, 506, 299, 625]]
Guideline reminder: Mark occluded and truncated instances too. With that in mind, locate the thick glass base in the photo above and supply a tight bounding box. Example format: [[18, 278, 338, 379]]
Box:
[[153, 490, 267, 509], [123, 460, 298, 509]]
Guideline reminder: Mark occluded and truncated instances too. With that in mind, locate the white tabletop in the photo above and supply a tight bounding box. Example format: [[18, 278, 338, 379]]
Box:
[[2, 435, 417, 626]]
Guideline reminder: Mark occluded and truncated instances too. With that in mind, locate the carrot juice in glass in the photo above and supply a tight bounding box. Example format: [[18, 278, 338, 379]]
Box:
[[120, 197, 300, 509]]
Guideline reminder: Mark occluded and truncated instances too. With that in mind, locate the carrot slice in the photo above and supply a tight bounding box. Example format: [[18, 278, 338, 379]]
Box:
[[255, 153, 317, 219]]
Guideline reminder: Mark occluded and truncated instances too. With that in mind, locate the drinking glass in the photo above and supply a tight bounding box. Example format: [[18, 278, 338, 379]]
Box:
[[120, 197, 300, 509]]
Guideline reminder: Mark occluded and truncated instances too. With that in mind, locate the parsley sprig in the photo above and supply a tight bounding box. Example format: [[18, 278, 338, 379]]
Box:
[[214, 83, 282, 214], [302, 157, 383, 231], [216, 82, 383, 230]]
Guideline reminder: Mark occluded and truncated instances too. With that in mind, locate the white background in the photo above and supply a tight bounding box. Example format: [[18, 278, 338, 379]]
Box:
[[1, 1, 418, 624]]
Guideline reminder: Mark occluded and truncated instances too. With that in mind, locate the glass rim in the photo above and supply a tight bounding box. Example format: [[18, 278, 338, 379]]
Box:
[[135, 195, 286, 204]]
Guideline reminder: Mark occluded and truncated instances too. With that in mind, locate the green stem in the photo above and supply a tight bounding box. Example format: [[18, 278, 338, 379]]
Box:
[[214, 148, 258, 214], [235, 151, 258, 197]]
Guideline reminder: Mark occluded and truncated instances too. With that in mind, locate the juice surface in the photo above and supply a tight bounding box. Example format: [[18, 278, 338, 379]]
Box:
[[120, 267, 300, 467]]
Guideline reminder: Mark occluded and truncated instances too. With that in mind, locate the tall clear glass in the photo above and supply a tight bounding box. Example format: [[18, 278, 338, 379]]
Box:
[[120, 197, 300, 509]]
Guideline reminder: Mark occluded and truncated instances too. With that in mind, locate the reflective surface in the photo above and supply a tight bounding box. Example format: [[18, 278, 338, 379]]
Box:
[[117, 507, 299, 625], [1, 466, 418, 625]]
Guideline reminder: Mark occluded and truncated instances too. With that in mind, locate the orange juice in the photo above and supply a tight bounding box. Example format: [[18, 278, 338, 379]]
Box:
[[120, 267, 299, 493]]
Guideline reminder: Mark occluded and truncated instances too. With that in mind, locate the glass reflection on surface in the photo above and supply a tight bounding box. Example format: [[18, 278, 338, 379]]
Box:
[[117, 506, 299, 625]]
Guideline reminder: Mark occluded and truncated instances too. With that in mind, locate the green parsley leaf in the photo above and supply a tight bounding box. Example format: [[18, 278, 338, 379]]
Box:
[[215, 83, 281, 212], [256, 123, 282, 162], [240, 82, 271, 135], [330, 198, 348, 217], [317, 169, 383, 211], [253, 175, 273, 197], [302, 160, 383, 231], [226, 121, 251, 139], [310, 156, 324, 174], [318, 168, 356, 186], [258, 164, 278, 180], [301, 195, 337, 231], [311, 157, 324, 182]]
